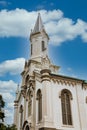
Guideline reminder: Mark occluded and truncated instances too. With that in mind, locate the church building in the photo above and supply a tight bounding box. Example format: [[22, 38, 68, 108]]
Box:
[[14, 13, 87, 130]]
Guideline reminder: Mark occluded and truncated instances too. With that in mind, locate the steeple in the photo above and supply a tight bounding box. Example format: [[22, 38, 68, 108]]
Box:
[[32, 13, 44, 34], [30, 13, 49, 62]]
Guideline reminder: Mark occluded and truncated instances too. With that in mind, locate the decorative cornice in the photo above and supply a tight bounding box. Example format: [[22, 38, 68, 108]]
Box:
[[51, 73, 84, 86], [40, 69, 51, 82], [51, 78, 77, 87], [14, 100, 18, 107], [27, 59, 41, 67], [51, 73, 83, 82], [40, 69, 51, 74]]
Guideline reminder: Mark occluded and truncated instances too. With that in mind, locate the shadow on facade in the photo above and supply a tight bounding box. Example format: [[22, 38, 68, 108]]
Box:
[[22, 121, 30, 130]]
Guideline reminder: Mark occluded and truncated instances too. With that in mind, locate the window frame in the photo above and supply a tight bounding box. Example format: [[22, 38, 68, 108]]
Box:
[[28, 100, 32, 116], [37, 89, 42, 122], [27, 90, 32, 117], [60, 89, 73, 126], [42, 41, 45, 51], [31, 44, 33, 55], [19, 105, 23, 129]]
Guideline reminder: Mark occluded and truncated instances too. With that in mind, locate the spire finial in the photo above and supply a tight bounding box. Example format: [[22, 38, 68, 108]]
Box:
[[32, 13, 45, 34]]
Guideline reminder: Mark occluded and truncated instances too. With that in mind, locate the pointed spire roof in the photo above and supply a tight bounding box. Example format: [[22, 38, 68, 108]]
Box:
[[32, 13, 45, 34]]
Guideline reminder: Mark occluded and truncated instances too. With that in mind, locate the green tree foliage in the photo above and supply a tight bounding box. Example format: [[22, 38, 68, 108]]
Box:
[[0, 123, 6, 130], [6, 124, 17, 130], [0, 95, 17, 130], [0, 95, 5, 121], [0, 95, 5, 108], [0, 124, 17, 130]]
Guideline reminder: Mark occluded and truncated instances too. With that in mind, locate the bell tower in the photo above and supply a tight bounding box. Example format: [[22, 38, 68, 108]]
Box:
[[30, 13, 49, 62]]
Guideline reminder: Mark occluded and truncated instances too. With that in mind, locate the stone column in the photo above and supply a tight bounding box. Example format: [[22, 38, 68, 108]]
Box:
[[29, 76, 35, 130], [76, 84, 87, 130], [14, 100, 18, 129], [24, 98, 26, 121], [40, 69, 53, 126]]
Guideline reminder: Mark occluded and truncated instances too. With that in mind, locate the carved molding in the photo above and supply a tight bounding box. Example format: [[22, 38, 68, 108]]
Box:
[[21, 86, 27, 98], [40, 69, 51, 82], [51, 78, 77, 87], [26, 84, 34, 101], [82, 84, 87, 90], [14, 100, 18, 107]]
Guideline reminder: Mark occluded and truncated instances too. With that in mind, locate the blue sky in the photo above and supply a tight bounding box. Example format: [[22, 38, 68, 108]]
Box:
[[0, 0, 87, 124]]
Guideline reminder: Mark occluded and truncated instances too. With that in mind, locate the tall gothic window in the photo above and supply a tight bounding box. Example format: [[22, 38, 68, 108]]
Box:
[[28, 91, 32, 116], [42, 41, 45, 51], [37, 89, 42, 122], [61, 89, 72, 125], [19, 105, 23, 129], [31, 44, 33, 55], [28, 100, 32, 116]]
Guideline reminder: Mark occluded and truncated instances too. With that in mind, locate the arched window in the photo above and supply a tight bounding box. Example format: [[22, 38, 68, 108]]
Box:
[[28, 100, 32, 116], [31, 44, 33, 55], [61, 89, 72, 125], [28, 90, 32, 116], [19, 105, 23, 129], [37, 89, 42, 122], [25, 75, 29, 85], [42, 41, 45, 51]]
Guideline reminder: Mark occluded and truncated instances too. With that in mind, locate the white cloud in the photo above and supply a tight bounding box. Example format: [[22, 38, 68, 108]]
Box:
[[46, 18, 87, 45], [0, 9, 87, 45], [0, 80, 17, 92], [0, 80, 17, 104], [5, 109, 14, 124], [0, 58, 25, 124], [5, 109, 12, 118], [2, 92, 15, 103], [0, 80, 18, 124], [7, 102, 14, 109], [0, 8, 36, 37], [0, 58, 25, 76]]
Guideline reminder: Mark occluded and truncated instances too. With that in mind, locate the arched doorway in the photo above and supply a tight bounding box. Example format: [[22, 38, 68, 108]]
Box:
[[25, 125, 29, 130]]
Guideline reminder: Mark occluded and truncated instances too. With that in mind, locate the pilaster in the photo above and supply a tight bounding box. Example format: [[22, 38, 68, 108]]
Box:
[[40, 69, 53, 127], [14, 100, 18, 128], [76, 84, 87, 130]]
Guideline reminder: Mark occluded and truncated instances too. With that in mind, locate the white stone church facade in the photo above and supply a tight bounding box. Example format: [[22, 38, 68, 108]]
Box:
[[14, 13, 87, 130]]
